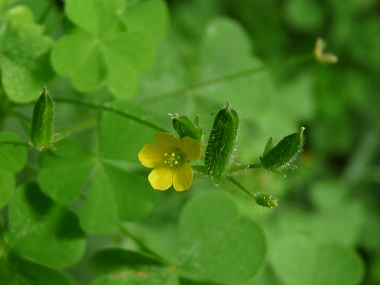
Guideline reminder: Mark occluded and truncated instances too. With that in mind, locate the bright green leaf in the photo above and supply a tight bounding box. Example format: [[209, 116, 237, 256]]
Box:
[[0, 7, 53, 102], [178, 191, 266, 284], [9, 183, 86, 268], [52, 0, 165, 99], [0, 132, 27, 172], [270, 234, 364, 285], [51, 33, 107, 92], [0, 168, 15, 208], [0, 253, 73, 285], [124, 0, 169, 41], [65, 0, 125, 36]]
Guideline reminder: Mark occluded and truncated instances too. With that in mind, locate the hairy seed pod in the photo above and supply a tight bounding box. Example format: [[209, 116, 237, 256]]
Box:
[[172, 113, 201, 141], [260, 127, 305, 171], [30, 86, 55, 151], [205, 102, 239, 185], [254, 193, 278, 208]]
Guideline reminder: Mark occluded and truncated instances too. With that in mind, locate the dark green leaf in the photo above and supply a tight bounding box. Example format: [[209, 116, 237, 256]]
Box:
[[9, 183, 85, 268]]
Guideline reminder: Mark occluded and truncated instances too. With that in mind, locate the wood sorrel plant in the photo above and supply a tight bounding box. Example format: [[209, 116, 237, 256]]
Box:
[[0, 1, 342, 285]]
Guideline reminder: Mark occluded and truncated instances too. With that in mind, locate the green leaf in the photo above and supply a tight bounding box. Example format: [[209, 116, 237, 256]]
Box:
[[90, 248, 162, 274], [124, 0, 168, 41], [178, 191, 266, 284], [91, 267, 178, 285], [90, 248, 177, 285], [8, 183, 86, 268], [0, 253, 73, 285], [65, 0, 125, 36], [1, 6, 54, 102], [50, 33, 108, 91], [80, 164, 118, 234], [38, 102, 157, 234], [38, 139, 94, 206], [0, 168, 15, 208], [0, 132, 27, 172], [52, 0, 167, 99], [270, 234, 364, 285]]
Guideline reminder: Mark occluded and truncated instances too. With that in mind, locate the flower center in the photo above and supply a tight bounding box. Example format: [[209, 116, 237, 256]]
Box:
[[164, 151, 185, 167]]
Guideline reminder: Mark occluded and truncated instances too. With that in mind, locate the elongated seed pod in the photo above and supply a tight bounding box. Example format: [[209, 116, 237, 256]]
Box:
[[30, 86, 55, 151], [205, 102, 239, 185], [260, 127, 305, 171], [172, 114, 201, 141]]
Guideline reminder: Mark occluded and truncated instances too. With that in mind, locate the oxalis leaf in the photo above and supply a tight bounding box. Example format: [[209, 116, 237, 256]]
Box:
[[51, 0, 168, 99], [177, 191, 266, 284], [270, 234, 364, 285], [0, 5, 54, 102], [38, 101, 156, 234], [0, 253, 73, 285], [90, 248, 178, 285], [8, 183, 86, 268]]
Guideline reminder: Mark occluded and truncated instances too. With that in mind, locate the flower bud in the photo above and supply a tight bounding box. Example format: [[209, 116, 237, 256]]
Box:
[[30, 86, 55, 151], [171, 113, 202, 142], [205, 102, 239, 185], [260, 127, 305, 171]]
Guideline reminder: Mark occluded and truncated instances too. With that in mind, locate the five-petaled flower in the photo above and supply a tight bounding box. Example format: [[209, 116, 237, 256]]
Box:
[[138, 132, 202, 191]]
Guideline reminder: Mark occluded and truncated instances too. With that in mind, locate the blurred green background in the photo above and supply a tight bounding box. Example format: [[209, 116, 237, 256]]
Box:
[[2, 0, 380, 284]]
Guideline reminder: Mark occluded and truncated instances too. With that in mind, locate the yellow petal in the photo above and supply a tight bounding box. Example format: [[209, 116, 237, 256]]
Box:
[[138, 143, 164, 168], [180, 137, 202, 161], [155, 132, 180, 150], [173, 162, 193, 191], [148, 166, 175, 191]]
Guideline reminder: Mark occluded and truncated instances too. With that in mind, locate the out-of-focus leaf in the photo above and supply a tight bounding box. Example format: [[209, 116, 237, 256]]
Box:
[[0, 132, 27, 172], [0, 168, 14, 208], [0, 253, 73, 285], [90, 248, 177, 285], [270, 234, 364, 285], [177, 191, 266, 284]]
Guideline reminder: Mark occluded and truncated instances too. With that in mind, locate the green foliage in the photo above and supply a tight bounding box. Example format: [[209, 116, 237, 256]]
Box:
[[0, 5, 53, 102], [178, 192, 266, 284], [0, 0, 378, 284], [51, 0, 168, 99], [8, 183, 85, 268]]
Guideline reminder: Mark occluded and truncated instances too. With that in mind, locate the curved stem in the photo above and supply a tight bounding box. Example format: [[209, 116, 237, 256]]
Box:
[[140, 53, 313, 104], [118, 223, 170, 265], [54, 98, 169, 132], [226, 175, 255, 198]]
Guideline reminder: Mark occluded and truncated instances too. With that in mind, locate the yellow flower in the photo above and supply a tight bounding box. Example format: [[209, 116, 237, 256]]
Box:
[[138, 132, 202, 191]]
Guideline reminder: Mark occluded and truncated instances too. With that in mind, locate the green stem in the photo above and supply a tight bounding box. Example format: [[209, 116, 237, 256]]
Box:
[[54, 98, 169, 132], [228, 163, 262, 174], [118, 223, 170, 265], [226, 175, 255, 198], [140, 53, 313, 104]]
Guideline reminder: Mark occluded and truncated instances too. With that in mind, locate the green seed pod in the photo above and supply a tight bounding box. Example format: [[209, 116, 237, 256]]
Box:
[[171, 113, 201, 141], [30, 86, 55, 151], [205, 102, 239, 185], [260, 127, 305, 171], [254, 193, 278, 208]]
